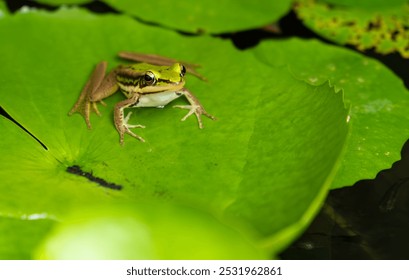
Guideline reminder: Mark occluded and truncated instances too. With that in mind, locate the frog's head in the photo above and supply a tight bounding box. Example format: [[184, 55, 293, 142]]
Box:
[[133, 63, 186, 93]]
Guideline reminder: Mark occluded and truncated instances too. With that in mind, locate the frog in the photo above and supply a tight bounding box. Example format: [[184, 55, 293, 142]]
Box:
[[68, 52, 216, 145]]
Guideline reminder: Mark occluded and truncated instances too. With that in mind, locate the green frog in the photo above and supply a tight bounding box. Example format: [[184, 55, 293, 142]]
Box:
[[69, 52, 216, 145]]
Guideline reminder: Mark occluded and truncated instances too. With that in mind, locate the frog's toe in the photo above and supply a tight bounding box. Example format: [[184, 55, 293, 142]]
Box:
[[174, 104, 216, 128], [89, 101, 102, 116], [118, 126, 145, 145], [125, 128, 145, 142], [127, 124, 145, 129], [173, 105, 197, 121], [119, 111, 146, 143], [203, 111, 217, 121], [123, 124, 145, 142]]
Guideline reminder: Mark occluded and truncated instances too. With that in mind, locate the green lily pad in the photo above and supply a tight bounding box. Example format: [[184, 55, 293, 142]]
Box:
[[0, 7, 348, 259], [295, 0, 409, 58], [102, 0, 293, 33], [0, 0, 8, 17], [253, 38, 409, 188], [0, 216, 55, 260], [35, 203, 266, 259]]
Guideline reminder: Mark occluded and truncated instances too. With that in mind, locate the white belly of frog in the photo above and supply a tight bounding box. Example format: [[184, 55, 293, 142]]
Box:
[[136, 91, 182, 108]]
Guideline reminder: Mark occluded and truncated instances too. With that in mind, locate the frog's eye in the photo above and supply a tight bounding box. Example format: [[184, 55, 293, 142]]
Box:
[[180, 65, 186, 77], [144, 71, 156, 85]]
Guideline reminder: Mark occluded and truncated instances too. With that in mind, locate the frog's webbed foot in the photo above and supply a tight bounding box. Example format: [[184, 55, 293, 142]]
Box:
[[173, 89, 216, 129], [174, 104, 216, 129], [69, 61, 117, 129], [68, 77, 93, 129], [118, 111, 146, 145], [89, 100, 107, 117]]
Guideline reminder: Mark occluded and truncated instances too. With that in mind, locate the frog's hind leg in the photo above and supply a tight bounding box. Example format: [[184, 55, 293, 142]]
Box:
[[69, 61, 118, 129]]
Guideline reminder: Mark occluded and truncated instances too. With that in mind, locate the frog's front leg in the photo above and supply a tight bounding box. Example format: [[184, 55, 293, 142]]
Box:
[[173, 88, 216, 128], [69, 61, 119, 129], [114, 95, 146, 145]]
